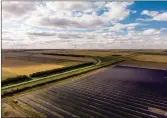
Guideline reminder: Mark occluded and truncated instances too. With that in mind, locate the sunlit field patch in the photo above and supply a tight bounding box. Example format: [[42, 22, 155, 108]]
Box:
[[2, 64, 64, 78], [133, 55, 167, 63]]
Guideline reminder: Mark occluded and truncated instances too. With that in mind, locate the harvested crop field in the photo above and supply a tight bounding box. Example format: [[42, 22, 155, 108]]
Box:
[[4, 65, 167, 118], [2, 64, 64, 78], [133, 54, 167, 63], [1, 70, 18, 80], [2, 50, 87, 79], [2, 52, 85, 66], [117, 60, 167, 70], [26, 49, 132, 57]]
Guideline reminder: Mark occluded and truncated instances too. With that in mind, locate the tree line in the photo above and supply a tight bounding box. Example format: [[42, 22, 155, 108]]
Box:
[[2, 75, 31, 87], [30, 62, 94, 78]]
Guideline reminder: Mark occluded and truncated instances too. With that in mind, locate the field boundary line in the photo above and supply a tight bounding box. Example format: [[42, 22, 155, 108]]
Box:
[[2, 57, 101, 90]]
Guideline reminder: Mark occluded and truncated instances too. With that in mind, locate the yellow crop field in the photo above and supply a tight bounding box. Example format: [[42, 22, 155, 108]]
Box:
[[2, 70, 18, 80], [133, 55, 167, 63], [2, 64, 64, 78]]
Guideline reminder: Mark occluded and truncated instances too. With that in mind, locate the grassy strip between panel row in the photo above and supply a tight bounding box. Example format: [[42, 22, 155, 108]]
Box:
[[2, 58, 124, 97]]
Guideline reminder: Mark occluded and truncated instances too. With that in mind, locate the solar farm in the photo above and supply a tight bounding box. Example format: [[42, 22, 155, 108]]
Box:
[[2, 49, 167, 118]]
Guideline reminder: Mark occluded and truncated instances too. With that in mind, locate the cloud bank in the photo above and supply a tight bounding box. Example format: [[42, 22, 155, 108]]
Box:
[[2, 1, 167, 49]]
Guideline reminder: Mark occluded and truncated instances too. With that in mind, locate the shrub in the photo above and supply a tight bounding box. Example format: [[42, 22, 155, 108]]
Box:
[[30, 62, 94, 78], [2, 75, 31, 87], [42, 53, 87, 57], [112, 55, 121, 56]]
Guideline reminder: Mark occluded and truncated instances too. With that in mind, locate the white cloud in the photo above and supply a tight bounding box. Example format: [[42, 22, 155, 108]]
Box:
[[153, 12, 167, 21], [26, 12, 104, 29], [2, 1, 167, 49], [24, 2, 134, 29], [46, 2, 91, 12], [141, 10, 159, 17], [2, 1, 37, 20], [161, 28, 167, 31], [131, 10, 137, 14], [2, 25, 167, 49], [141, 10, 167, 21], [109, 23, 140, 32], [102, 2, 133, 21], [136, 18, 152, 21], [143, 29, 161, 35], [2, 1, 134, 30]]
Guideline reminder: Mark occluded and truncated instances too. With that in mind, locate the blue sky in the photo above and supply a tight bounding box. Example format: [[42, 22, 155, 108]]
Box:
[[2, 1, 167, 49]]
